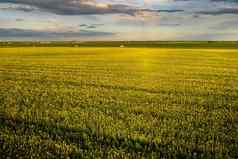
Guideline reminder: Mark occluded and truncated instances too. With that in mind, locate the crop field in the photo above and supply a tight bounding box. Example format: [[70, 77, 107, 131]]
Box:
[[0, 46, 237, 158]]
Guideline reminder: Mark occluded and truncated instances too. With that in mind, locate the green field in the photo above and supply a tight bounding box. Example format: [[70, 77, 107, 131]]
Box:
[[0, 46, 238, 158]]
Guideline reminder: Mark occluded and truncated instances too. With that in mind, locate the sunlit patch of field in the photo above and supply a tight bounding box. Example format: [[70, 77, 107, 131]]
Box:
[[0, 47, 237, 158]]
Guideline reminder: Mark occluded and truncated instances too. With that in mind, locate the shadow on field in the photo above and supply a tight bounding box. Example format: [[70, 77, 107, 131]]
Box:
[[0, 114, 221, 158]]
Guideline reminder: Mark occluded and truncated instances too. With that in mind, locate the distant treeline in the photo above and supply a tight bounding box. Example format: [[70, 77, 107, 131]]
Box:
[[0, 41, 238, 48]]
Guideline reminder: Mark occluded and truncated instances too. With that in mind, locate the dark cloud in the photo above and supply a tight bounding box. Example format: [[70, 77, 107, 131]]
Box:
[[160, 23, 180, 26], [80, 24, 88, 27], [87, 25, 97, 29], [197, 8, 238, 15], [16, 18, 24, 21], [79, 24, 104, 29], [0, 0, 184, 15], [155, 9, 184, 13], [210, 0, 238, 2], [0, 0, 134, 15], [175, 0, 238, 2], [193, 14, 200, 18], [0, 3, 36, 12], [0, 28, 114, 38], [174, 0, 238, 15]]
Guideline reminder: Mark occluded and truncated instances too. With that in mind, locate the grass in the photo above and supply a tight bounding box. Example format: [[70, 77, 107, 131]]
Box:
[[0, 46, 237, 158]]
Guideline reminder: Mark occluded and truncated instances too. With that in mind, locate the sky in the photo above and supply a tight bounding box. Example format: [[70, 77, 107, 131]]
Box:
[[0, 0, 238, 41]]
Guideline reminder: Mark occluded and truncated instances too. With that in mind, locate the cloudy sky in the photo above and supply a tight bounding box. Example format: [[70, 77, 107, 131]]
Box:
[[0, 0, 238, 41]]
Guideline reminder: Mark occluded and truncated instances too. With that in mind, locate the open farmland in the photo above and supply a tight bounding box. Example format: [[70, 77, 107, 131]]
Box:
[[0, 46, 238, 158]]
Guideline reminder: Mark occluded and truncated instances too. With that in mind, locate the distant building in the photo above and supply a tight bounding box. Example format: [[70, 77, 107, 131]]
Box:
[[120, 45, 125, 48]]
